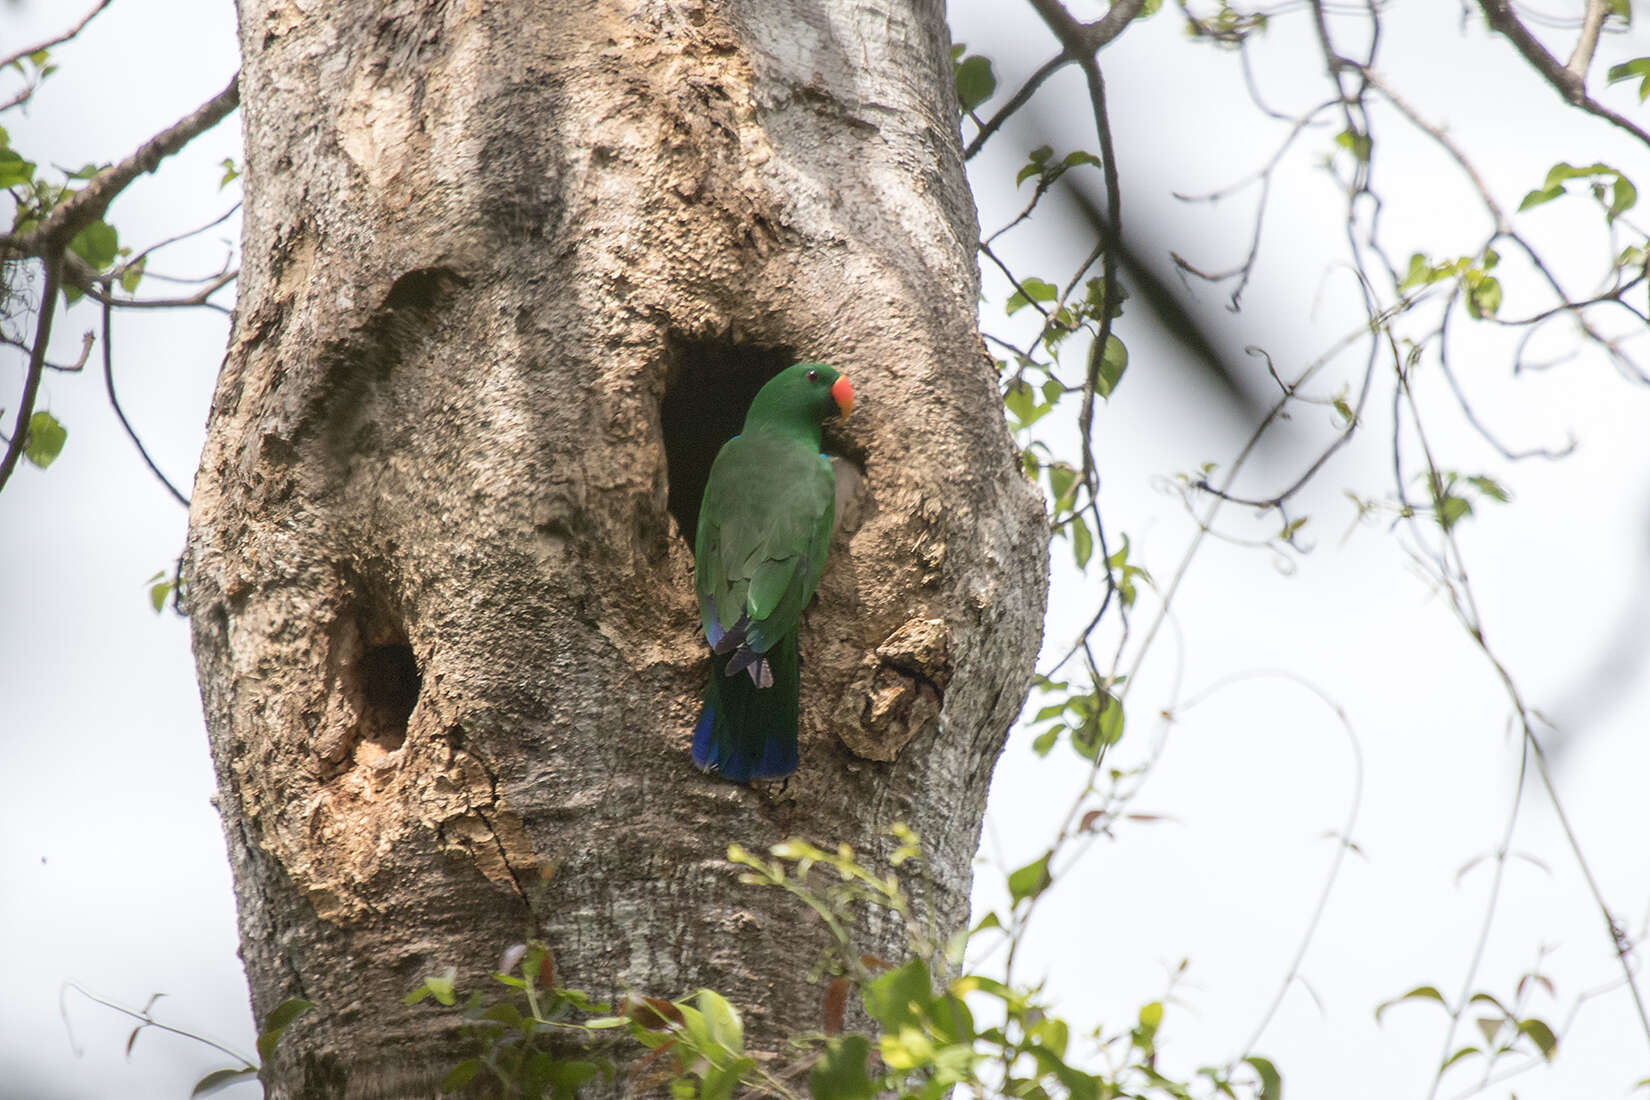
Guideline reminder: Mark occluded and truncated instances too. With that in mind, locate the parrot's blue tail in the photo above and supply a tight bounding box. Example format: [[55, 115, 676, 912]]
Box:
[[692, 633, 800, 782]]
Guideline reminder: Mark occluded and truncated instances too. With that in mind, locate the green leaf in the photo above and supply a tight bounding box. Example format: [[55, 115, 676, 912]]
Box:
[[119, 255, 147, 294], [0, 147, 34, 189], [930, 992, 975, 1045], [1440, 1045, 1481, 1071], [1610, 174, 1638, 220], [1519, 185, 1564, 211], [404, 969, 457, 1007], [545, 1060, 600, 1100], [440, 1059, 482, 1092], [1244, 1055, 1282, 1100], [1046, 462, 1077, 506], [1030, 1015, 1069, 1057], [862, 958, 932, 1031], [1006, 277, 1057, 315], [1466, 990, 1507, 1013], [1094, 333, 1127, 398], [1030, 725, 1061, 756], [972, 910, 1002, 935], [954, 54, 996, 113], [702, 1057, 754, 1100], [1071, 691, 1123, 759], [1072, 515, 1094, 569], [191, 1068, 258, 1097], [1466, 274, 1501, 318], [695, 989, 744, 1053], [1400, 253, 1431, 291], [1135, 1000, 1163, 1047], [879, 1025, 934, 1071], [68, 219, 119, 271], [1007, 851, 1053, 905], [263, 998, 315, 1035], [481, 1001, 524, 1028], [23, 410, 66, 468], [1003, 381, 1036, 422], [1003, 380, 1052, 429], [1437, 494, 1471, 531], [1517, 1017, 1558, 1060], [1375, 985, 1446, 1023], [1016, 145, 1054, 186], [1606, 57, 1650, 101], [811, 1035, 875, 1100], [930, 1042, 981, 1088], [1530, 161, 1638, 222], [1465, 475, 1509, 502], [1333, 128, 1371, 162], [219, 157, 241, 188], [257, 998, 315, 1062]]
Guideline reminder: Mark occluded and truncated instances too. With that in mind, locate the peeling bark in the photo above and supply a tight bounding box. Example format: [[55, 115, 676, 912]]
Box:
[[186, 0, 1047, 1094]]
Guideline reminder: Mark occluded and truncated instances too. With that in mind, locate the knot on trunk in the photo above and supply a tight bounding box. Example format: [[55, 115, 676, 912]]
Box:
[[833, 617, 952, 762]]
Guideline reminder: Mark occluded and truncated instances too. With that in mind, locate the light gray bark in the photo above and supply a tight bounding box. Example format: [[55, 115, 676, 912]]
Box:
[[185, 0, 1047, 1095]]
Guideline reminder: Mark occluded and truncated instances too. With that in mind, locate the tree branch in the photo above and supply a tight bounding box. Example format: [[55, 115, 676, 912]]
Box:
[[0, 0, 116, 73], [1474, 0, 1650, 149], [0, 255, 61, 493], [1023, 0, 1147, 53], [1565, 0, 1610, 82], [0, 73, 240, 257], [965, 52, 1066, 161], [78, 269, 238, 313]]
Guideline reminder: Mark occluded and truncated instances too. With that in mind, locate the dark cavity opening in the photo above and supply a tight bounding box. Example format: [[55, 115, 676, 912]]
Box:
[[660, 335, 794, 548], [356, 642, 421, 752]]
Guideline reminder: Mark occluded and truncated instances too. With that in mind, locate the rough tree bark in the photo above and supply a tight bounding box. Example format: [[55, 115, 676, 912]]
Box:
[[184, 0, 1047, 1095]]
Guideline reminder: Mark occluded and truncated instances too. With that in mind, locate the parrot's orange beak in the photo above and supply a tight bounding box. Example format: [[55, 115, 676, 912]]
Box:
[[831, 375, 854, 420]]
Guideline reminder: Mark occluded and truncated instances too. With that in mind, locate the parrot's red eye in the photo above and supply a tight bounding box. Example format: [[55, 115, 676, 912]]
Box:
[[806, 368, 819, 382]]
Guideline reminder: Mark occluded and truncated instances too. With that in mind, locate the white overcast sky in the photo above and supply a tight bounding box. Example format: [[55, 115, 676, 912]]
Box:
[[3, 2, 1649, 1099]]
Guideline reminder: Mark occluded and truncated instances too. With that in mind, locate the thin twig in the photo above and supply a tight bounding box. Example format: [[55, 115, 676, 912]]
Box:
[[1564, 0, 1612, 82], [60, 982, 256, 1069], [119, 203, 241, 274], [0, 0, 116, 72], [1, 328, 93, 372], [0, 255, 61, 493], [1474, 0, 1650, 150], [101, 298, 189, 507], [80, 268, 238, 313], [966, 53, 1067, 161]]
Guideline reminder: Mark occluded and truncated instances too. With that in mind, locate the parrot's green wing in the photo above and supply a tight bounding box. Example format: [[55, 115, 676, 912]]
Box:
[[695, 431, 835, 656]]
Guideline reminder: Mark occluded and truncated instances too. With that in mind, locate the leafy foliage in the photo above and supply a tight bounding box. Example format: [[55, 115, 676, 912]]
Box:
[[22, 409, 66, 468], [398, 833, 1283, 1099]]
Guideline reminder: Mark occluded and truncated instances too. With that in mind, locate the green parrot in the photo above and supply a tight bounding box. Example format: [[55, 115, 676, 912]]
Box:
[[692, 361, 855, 781]]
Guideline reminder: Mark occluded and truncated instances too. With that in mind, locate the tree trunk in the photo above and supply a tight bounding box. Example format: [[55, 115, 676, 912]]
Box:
[[185, 0, 1047, 1094]]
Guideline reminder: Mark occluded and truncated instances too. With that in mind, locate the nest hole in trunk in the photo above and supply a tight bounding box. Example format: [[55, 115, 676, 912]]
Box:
[[660, 334, 795, 550]]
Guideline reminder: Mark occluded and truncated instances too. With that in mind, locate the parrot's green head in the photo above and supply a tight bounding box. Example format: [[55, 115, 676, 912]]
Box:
[[743, 361, 854, 433]]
